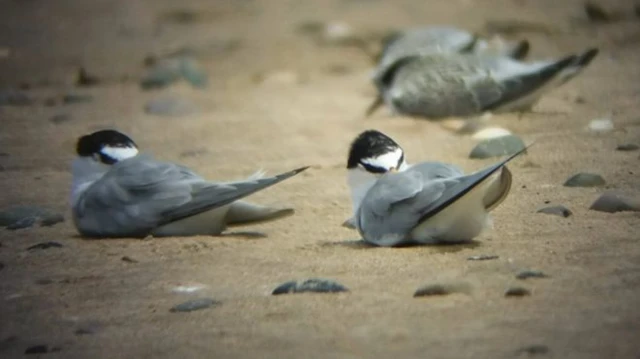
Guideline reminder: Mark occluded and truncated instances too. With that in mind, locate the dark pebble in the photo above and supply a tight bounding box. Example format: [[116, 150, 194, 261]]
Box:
[[584, 2, 611, 23], [0, 91, 34, 106], [467, 254, 499, 261], [505, 287, 531, 297], [75, 67, 101, 87], [27, 241, 63, 251], [516, 344, 550, 356], [272, 278, 349, 295], [563, 172, 605, 187], [63, 94, 93, 104], [121, 256, 138, 263], [590, 191, 640, 213], [40, 214, 64, 227], [25, 345, 49, 354], [616, 143, 639, 151], [0, 206, 64, 228], [414, 283, 470, 297], [35, 278, 54, 285], [516, 270, 549, 280], [140, 61, 182, 90], [536, 205, 572, 218], [0, 262, 4, 271], [170, 298, 220, 313], [6, 216, 37, 230], [49, 114, 73, 124]]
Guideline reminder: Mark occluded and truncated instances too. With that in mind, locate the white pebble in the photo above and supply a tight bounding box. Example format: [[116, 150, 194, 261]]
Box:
[[172, 285, 206, 293], [324, 22, 352, 40], [588, 118, 614, 132], [471, 127, 512, 140]]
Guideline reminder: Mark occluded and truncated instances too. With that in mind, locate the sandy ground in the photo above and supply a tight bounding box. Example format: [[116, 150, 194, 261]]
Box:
[[1, 0, 640, 358]]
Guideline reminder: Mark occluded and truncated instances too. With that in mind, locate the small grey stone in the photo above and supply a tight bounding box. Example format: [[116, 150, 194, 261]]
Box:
[[140, 60, 182, 90], [505, 287, 531, 297], [0, 90, 33, 106], [590, 191, 640, 213], [27, 241, 63, 251], [469, 135, 526, 159], [49, 114, 73, 124], [40, 214, 64, 227], [35, 278, 53, 285], [515, 344, 550, 356], [145, 96, 199, 117], [63, 94, 93, 104], [563, 172, 605, 187], [272, 278, 349, 295], [536, 205, 572, 218], [467, 254, 499, 261], [6, 216, 37, 230], [180, 58, 208, 88], [170, 298, 220, 313], [121, 256, 138, 263], [516, 270, 549, 280], [616, 143, 639, 151]]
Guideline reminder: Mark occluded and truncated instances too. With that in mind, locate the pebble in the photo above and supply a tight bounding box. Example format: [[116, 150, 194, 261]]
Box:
[[515, 270, 549, 280], [515, 344, 550, 356], [471, 127, 512, 141], [469, 135, 526, 159], [180, 58, 208, 88], [145, 96, 199, 117], [413, 283, 470, 297], [0, 90, 33, 106], [588, 118, 614, 132], [49, 114, 73, 124], [121, 256, 138, 263], [0, 262, 4, 271], [589, 191, 640, 213], [504, 287, 531, 297], [563, 172, 605, 187], [25, 345, 59, 354], [141, 57, 208, 90], [75, 67, 101, 87], [169, 298, 220, 313], [536, 205, 572, 218], [467, 254, 499, 261], [27, 241, 63, 251], [63, 94, 93, 104], [272, 278, 349, 295], [616, 143, 638, 151], [0, 206, 64, 229]]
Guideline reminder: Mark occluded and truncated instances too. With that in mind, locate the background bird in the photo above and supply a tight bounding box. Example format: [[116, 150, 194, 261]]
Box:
[[71, 129, 308, 238]]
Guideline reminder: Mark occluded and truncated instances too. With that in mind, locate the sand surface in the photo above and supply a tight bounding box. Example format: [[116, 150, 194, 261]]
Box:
[[1, 0, 640, 358]]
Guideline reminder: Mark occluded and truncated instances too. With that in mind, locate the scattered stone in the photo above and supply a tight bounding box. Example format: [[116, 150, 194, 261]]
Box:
[[35, 278, 53, 285], [172, 284, 206, 294], [536, 205, 572, 218], [145, 96, 199, 117], [49, 114, 73, 124], [469, 135, 526, 159], [121, 256, 138, 263], [471, 127, 512, 141], [563, 172, 605, 187], [0, 262, 4, 271], [63, 94, 93, 104], [169, 298, 220, 313], [0, 90, 33, 106], [515, 344, 550, 356], [589, 191, 640, 213], [467, 254, 499, 261], [413, 283, 470, 297], [584, 2, 611, 23], [516, 270, 549, 280], [179, 148, 208, 158], [588, 118, 614, 132], [75, 67, 101, 87], [25, 345, 50, 354], [27, 241, 63, 251], [616, 143, 639, 151], [180, 58, 208, 88], [0, 206, 64, 229], [73, 321, 102, 336], [6, 217, 37, 230], [140, 60, 182, 90], [272, 278, 349, 295], [504, 287, 531, 297]]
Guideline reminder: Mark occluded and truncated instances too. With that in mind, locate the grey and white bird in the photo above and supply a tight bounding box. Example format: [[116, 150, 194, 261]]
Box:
[[70, 129, 308, 238], [366, 47, 599, 119], [345, 130, 527, 247], [373, 26, 530, 80]]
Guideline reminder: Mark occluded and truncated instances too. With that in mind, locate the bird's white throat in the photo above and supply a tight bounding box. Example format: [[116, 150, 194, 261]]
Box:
[[347, 168, 379, 217]]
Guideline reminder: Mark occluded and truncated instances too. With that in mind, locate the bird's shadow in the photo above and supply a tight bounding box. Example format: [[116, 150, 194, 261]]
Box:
[[321, 238, 482, 252]]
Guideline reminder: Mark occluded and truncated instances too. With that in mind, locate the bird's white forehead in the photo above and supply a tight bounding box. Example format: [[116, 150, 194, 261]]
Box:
[[360, 147, 404, 169], [100, 145, 139, 161]]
